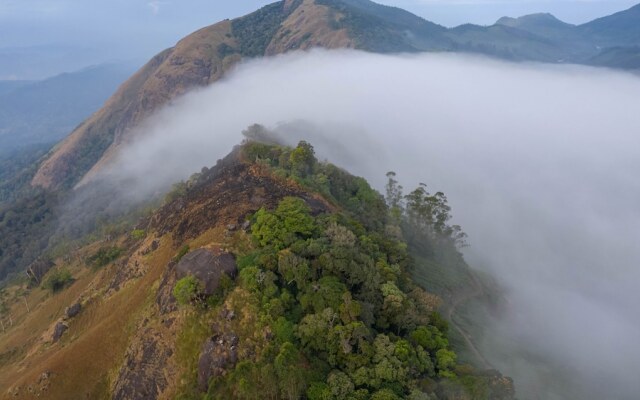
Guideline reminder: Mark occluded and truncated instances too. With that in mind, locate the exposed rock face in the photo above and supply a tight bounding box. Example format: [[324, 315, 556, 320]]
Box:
[[26, 259, 55, 286], [197, 332, 239, 391], [485, 371, 516, 399], [435, 369, 515, 400], [64, 303, 81, 319], [175, 249, 237, 296], [112, 328, 173, 400], [151, 153, 330, 242], [52, 322, 68, 343], [155, 261, 179, 315]]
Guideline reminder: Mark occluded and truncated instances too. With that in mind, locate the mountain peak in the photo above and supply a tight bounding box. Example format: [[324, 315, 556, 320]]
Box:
[[496, 12, 573, 28], [30, 0, 449, 190]]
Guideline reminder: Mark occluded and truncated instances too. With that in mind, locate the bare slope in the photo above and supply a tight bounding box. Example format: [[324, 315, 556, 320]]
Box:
[[31, 0, 353, 190]]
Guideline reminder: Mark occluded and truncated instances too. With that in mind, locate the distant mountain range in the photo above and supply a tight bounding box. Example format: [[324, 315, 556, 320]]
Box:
[[0, 63, 133, 157]]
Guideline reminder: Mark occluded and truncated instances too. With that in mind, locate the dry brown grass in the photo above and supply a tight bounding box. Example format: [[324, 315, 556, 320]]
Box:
[[0, 236, 175, 399]]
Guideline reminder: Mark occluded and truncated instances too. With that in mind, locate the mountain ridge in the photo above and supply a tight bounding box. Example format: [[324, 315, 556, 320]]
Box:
[[0, 139, 515, 399], [29, 0, 640, 191]]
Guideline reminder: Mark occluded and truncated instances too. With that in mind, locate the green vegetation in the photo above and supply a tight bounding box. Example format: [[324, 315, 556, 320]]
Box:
[[206, 192, 448, 399], [42, 267, 74, 293], [131, 229, 146, 240], [0, 143, 52, 203], [173, 276, 202, 306], [243, 137, 387, 232], [85, 246, 123, 268], [0, 189, 59, 281], [175, 245, 190, 262], [176, 310, 216, 399], [316, 0, 417, 53], [196, 140, 489, 398], [231, 0, 302, 57]]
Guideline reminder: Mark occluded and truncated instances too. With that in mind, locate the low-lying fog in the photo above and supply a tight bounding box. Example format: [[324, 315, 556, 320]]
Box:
[[97, 50, 640, 399]]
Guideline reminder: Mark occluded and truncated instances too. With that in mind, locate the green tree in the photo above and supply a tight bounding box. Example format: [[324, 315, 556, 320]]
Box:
[[327, 370, 355, 400], [307, 382, 332, 400], [298, 308, 336, 352], [252, 197, 317, 250], [436, 349, 457, 377], [378, 281, 406, 329], [371, 389, 402, 400], [275, 342, 307, 400], [277, 249, 310, 288], [173, 275, 201, 306], [42, 268, 73, 293], [385, 171, 404, 223], [289, 141, 317, 177], [410, 326, 448, 353], [300, 276, 347, 314]]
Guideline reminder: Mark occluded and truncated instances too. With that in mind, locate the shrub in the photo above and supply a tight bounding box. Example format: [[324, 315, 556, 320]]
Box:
[[86, 247, 122, 268], [175, 245, 190, 262], [42, 268, 74, 293], [173, 275, 202, 306], [131, 229, 146, 240]]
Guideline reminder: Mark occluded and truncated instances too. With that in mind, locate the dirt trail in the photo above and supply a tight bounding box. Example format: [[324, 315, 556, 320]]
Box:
[[447, 275, 493, 370]]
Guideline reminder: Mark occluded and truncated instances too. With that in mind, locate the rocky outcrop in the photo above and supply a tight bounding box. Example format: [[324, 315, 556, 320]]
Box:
[[175, 249, 237, 296], [112, 328, 174, 400], [435, 369, 515, 400], [26, 259, 55, 286], [52, 322, 68, 343], [485, 371, 516, 400], [197, 332, 239, 391], [64, 303, 81, 319], [155, 261, 179, 315]]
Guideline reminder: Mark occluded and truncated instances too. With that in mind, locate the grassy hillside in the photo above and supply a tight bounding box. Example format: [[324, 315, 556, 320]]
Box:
[[0, 139, 514, 399]]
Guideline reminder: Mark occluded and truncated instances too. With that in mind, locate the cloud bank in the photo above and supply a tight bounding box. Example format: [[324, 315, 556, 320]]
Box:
[[96, 50, 640, 399]]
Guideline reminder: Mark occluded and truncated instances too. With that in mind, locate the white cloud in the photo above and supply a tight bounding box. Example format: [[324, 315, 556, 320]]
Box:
[[147, 0, 162, 15], [82, 50, 640, 399]]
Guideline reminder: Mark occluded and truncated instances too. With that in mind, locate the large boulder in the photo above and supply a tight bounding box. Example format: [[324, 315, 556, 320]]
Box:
[[65, 303, 82, 319], [52, 322, 68, 342], [175, 249, 237, 295]]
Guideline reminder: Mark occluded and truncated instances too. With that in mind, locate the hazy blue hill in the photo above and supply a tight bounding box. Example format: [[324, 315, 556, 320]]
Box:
[[496, 13, 574, 32], [317, 0, 452, 52], [443, 2, 640, 63], [0, 63, 133, 154], [0, 80, 32, 96], [320, 0, 569, 60], [579, 3, 640, 47], [0, 45, 107, 81], [338, 0, 446, 35], [587, 46, 640, 69], [324, 0, 640, 63], [445, 23, 567, 62], [493, 13, 597, 60]]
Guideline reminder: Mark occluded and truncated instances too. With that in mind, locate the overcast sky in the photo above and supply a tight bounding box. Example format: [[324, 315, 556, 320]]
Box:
[[0, 0, 638, 78]]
